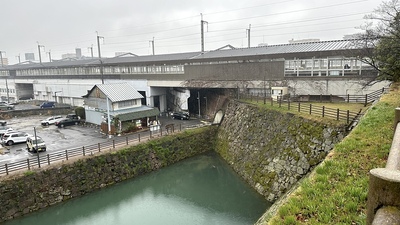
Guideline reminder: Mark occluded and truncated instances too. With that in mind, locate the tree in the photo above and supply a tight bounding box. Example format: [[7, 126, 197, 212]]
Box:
[[358, 0, 400, 82]]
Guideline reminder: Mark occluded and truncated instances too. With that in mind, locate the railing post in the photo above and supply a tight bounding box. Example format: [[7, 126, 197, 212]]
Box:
[[298, 102, 300, 112], [337, 108, 340, 120], [309, 104, 312, 115], [347, 110, 350, 124], [394, 108, 400, 129], [364, 94, 368, 106], [47, 154, 50, 165], [279, 97, 282, 107], [160, 127, 163, 136], [322, 106, 325, 117], [150, 130, 152, 139], [65, 150, 69, 160], [347, 94, 350, 103], [288, 99, 290, 110], [5, 164, 8, 175], [27, 158, 30, 170], [98, 143, 101, 152], [126, 136, 128, 145], [367, 108, 400, 225], [83, 146, 85, 156], [138, 133, 141, 142], [113, 139, 115, 149]]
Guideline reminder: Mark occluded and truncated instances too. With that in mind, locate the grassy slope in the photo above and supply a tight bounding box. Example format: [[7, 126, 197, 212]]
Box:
[[263, 83, 400, 225]]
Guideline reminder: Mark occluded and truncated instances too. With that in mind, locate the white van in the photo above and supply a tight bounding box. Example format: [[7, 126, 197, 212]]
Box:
[[26, 136, 47, 152]]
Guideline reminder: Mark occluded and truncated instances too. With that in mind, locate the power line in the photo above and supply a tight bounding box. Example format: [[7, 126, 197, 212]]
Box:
[[4, 0, 373, 62], [202, 0, 296, 16], [210, 0, 368, 25]]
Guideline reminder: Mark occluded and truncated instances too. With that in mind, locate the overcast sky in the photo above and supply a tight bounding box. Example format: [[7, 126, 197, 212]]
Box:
[[0, 0, 384, 65]]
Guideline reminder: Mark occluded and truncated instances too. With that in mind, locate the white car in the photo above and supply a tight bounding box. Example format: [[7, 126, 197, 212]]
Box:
[[1, 131, 31, 146], [41, 115, 63, 126], [0, 126, 13, 137]]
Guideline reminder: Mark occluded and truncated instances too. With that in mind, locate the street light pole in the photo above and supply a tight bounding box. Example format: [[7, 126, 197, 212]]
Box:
[[106, 96, 112, 138], [197, 91, 201, 118], [54, 91, 62, 103], [204, 96, 207, 118], [34, 127, 40, 168]]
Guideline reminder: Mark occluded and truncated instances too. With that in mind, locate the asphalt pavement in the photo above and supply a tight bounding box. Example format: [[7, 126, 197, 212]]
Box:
[[0, 113, 209, 166]]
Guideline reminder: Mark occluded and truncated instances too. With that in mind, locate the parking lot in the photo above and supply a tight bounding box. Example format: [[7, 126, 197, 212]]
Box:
[[0, 110, 208, 166]]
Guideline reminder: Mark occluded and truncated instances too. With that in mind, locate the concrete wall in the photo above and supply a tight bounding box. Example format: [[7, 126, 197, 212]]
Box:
[[0, 107, 74, 120], [0, 127, 218, 223], [215, 100, 346, 202], [287, 78, 391, 95]]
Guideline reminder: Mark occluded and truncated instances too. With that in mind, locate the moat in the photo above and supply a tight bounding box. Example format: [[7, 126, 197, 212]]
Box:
[[3, 152, 270, 225]]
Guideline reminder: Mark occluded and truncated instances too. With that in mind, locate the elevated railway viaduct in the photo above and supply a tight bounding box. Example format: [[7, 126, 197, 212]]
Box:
[[0, 39, 389, 116]]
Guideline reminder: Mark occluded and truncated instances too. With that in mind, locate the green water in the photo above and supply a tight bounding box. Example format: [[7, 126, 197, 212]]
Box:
[[4, 152, 271, 225]]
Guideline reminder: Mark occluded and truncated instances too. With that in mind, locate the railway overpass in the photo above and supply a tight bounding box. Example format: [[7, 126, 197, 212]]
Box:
[[0, 39, 390, 116]]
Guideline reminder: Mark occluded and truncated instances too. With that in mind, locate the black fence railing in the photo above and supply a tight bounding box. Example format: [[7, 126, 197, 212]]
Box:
[[0, 123, 194, 176], [272, 99, 362, 126], [337, 87, 389, 106], [243, 87, 389, 107]]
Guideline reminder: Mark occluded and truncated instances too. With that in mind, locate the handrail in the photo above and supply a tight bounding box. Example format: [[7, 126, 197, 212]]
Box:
[[367, 108, 400, 225], [0, 122, 204, 176]]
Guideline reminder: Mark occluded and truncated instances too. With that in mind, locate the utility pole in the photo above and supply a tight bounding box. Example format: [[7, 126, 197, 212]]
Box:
[[0, 51, 9, 103], [197, 91, 201, 118], [97, 33, 105, 84], [34, 127, 40, 168], [47, 50, 52, 62], [200, 13, 208, 52], [149, 37, 155, 55], [246, 24, 251, 48], [37, 42, 45, 64], [88, 45, 94, 58], [263, 76, 266, 105]]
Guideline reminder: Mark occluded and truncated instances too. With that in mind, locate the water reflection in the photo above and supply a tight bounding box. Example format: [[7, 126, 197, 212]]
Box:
[[4, 152, 271, 225]]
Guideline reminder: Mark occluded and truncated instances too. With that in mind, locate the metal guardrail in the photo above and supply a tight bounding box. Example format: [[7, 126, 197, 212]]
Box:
[[245, 88, 388, 107], [247, 96, 363, 127], [337, 87, 389, 106], [0, 124, 189, 176], [367, 108, 400, 225]]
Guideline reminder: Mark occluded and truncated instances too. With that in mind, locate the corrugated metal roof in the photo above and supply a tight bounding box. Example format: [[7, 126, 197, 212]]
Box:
[[193, 39, 362, 59], [3, 39, 369, 70], [115, 107, 160, 121], [96, 83, 143, 102]]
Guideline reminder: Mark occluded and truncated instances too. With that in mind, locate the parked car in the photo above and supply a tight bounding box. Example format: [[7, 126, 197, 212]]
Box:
[[0, 126, 13, 137], [26, 136, 47, 152], [0, 103, 14, 110], [56, 118, 80, 128], [66, 114, 79, 120], [40, 101, 56, 108], [1, 131, 31, 146], [172, 111, 190, 120], [41, 115, 63, 126]]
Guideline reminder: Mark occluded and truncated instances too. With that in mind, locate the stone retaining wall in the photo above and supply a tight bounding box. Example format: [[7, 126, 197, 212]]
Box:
[[0, 127, 218, 222], [0, 107, 73, 120], [215, 100, 346, 202]]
